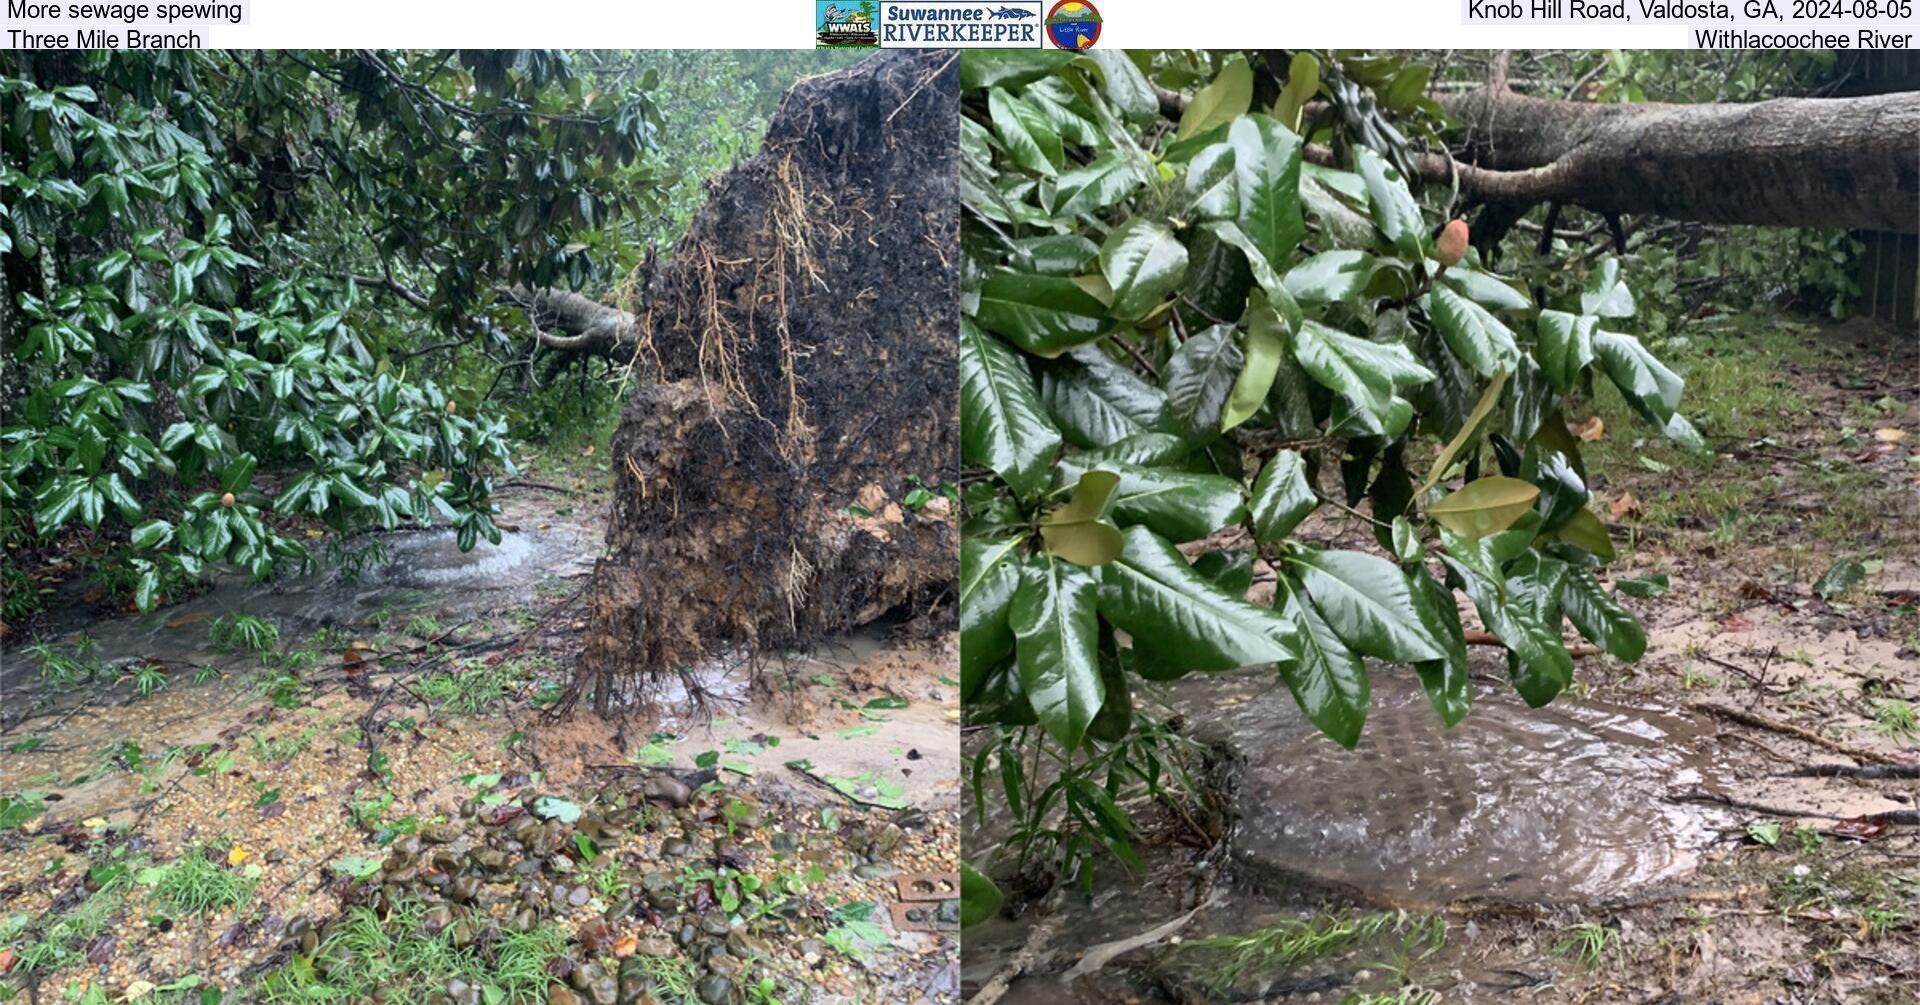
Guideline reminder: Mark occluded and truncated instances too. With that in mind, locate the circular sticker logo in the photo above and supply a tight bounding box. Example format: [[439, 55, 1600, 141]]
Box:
[[1045, 0, 1102, 49]]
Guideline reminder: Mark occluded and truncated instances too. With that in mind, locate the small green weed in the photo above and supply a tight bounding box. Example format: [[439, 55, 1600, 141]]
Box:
[[209, 613, 280, 654], [1867, 698, 1918, 742], [140, 846, 253, 916], [1552, 921, 1617, 970], [1173, 912, 1412, 993]]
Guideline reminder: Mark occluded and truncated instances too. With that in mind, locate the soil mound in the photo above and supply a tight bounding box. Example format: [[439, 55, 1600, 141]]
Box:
[[574, 52, 960, 711]]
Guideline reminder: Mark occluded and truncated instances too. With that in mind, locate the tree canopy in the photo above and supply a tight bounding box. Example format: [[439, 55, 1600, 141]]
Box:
[[0, 50, 836, 614]]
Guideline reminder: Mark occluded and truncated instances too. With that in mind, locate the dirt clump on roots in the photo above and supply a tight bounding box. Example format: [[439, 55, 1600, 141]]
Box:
[[574, 52, 961, 712]]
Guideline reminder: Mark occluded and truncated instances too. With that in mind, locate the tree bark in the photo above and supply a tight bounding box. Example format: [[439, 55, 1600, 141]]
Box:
[[501, 285, 638, 356], [1427, 88, 1919, 234]]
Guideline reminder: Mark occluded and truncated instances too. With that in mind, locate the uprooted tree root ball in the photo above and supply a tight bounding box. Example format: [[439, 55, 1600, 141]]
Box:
[[571, 52, 961, 713]]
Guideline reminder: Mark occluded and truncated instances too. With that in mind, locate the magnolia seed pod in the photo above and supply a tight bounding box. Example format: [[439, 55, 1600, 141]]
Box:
[[1436, 218, 1470, 268]]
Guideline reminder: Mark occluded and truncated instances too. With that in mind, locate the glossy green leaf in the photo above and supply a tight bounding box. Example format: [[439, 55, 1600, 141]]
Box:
[[132, 564, 160, 612], [1662, 412, 1711, 457], [1011, 234, 1099, 275], [1063, 458, 1245, 543], [221, 452, 257, 495], [1428, 476, 1541, 540], [1581, 258, 1636, 317], [1053, 153, 1145, 220], [1444, 554, 1573, 708], [1560, 568, 1647, 662], [130, 518, 174, 550], [1177, 142, 1238, 222], [1087, 50, 1157, 120], [1535, 310, 1597, 394], [1227, 114, 1304, 268], [1175, 222, 1254, 335], [1355, 147, 1424, 260], [1430, 285, 1520, 378], [1221, 290, 1290, 432], [960, 319, 1062, 499], [1075, 431, 1192, 468], [1291, 548, 1447, 662], [1177, 56, 1252, 140], [1250, 450, 1317, 544], [960, 862, 1004, 929], [1293, 320, 1434, 415], [1099, 526, 1298, 672], [1440, 267, 1532, 312], [960, 536, 1023, 701], [1407, 568, 1471, 726], [975, 272, 1114, 358], [1010, 556, 1104, 749], [1099, 219, 1189, 321], [1594, 331, 1682, 426], [1163, 324, 1242, 436], [988, 87, 1062, 177], [1555, 507, 1616, 561], [1039, 344, 1171, 448], [1279, 587, 1369, 748], [1284, 250, 1374, 306]]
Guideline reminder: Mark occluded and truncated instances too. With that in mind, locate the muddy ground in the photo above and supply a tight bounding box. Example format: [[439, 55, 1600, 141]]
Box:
[[0, 454, 960, 1004], [964, 313, 1919, 1005]]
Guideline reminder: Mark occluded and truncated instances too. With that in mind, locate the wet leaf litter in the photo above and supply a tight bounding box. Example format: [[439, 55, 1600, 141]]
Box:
[[0, 487, 960, 1004]]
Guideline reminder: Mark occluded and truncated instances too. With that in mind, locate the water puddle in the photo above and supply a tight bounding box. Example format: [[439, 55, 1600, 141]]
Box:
[[963, 663, 1742, 1003], [3, 501, 598, 702], [1174, 666, 1734, 907]]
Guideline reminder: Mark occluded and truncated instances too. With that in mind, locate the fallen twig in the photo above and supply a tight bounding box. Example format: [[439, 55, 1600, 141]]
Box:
[[967, 919, 1058, 1005], [1673, 789, 1920, 826], [1064, 892, 1223, 979], [502, 478, 579, 495], [1688, 701, 1907, 766], [1780, 763, 1920, 780]]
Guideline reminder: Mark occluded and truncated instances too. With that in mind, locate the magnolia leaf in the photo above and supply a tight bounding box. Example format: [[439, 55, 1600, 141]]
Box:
[[1041, 470, 1125, 567], [1249, 450, 1317, 544], [960, 320, 1062, 499], [1011, 556, 1104, 748], [1428, 476, 1540, 540], [1221, 289, 1290, 432], [1178, 56, 1253, 140], [1100, 219, 1189, 320]]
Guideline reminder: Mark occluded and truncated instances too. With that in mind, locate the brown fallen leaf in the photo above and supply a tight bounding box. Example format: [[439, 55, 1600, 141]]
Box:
[[1873, 427, 1906, 444], [1608, 491, 1640, 519], [1829, 816, 1889, 842], [1570, 415, 1606, 442]]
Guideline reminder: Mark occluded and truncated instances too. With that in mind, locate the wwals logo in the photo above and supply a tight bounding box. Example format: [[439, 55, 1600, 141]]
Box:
[[816, 1, 880, 46]]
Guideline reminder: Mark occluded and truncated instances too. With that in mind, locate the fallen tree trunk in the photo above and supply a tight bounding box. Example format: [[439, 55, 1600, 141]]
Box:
[[569, 51, 960, 714], [1429, 87, 1919, 234], [501, 285, 638, 355]]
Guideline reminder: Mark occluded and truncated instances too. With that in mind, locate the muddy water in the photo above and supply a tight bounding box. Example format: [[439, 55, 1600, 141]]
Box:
[[1175, 666, 1734, 907], [964, 664, 1738, 1003], [2, 498, 598, 702]]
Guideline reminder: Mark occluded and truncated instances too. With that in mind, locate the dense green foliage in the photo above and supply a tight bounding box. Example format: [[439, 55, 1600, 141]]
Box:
[[0, 51, 840, 613], [958, 50, 1700, 894]]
